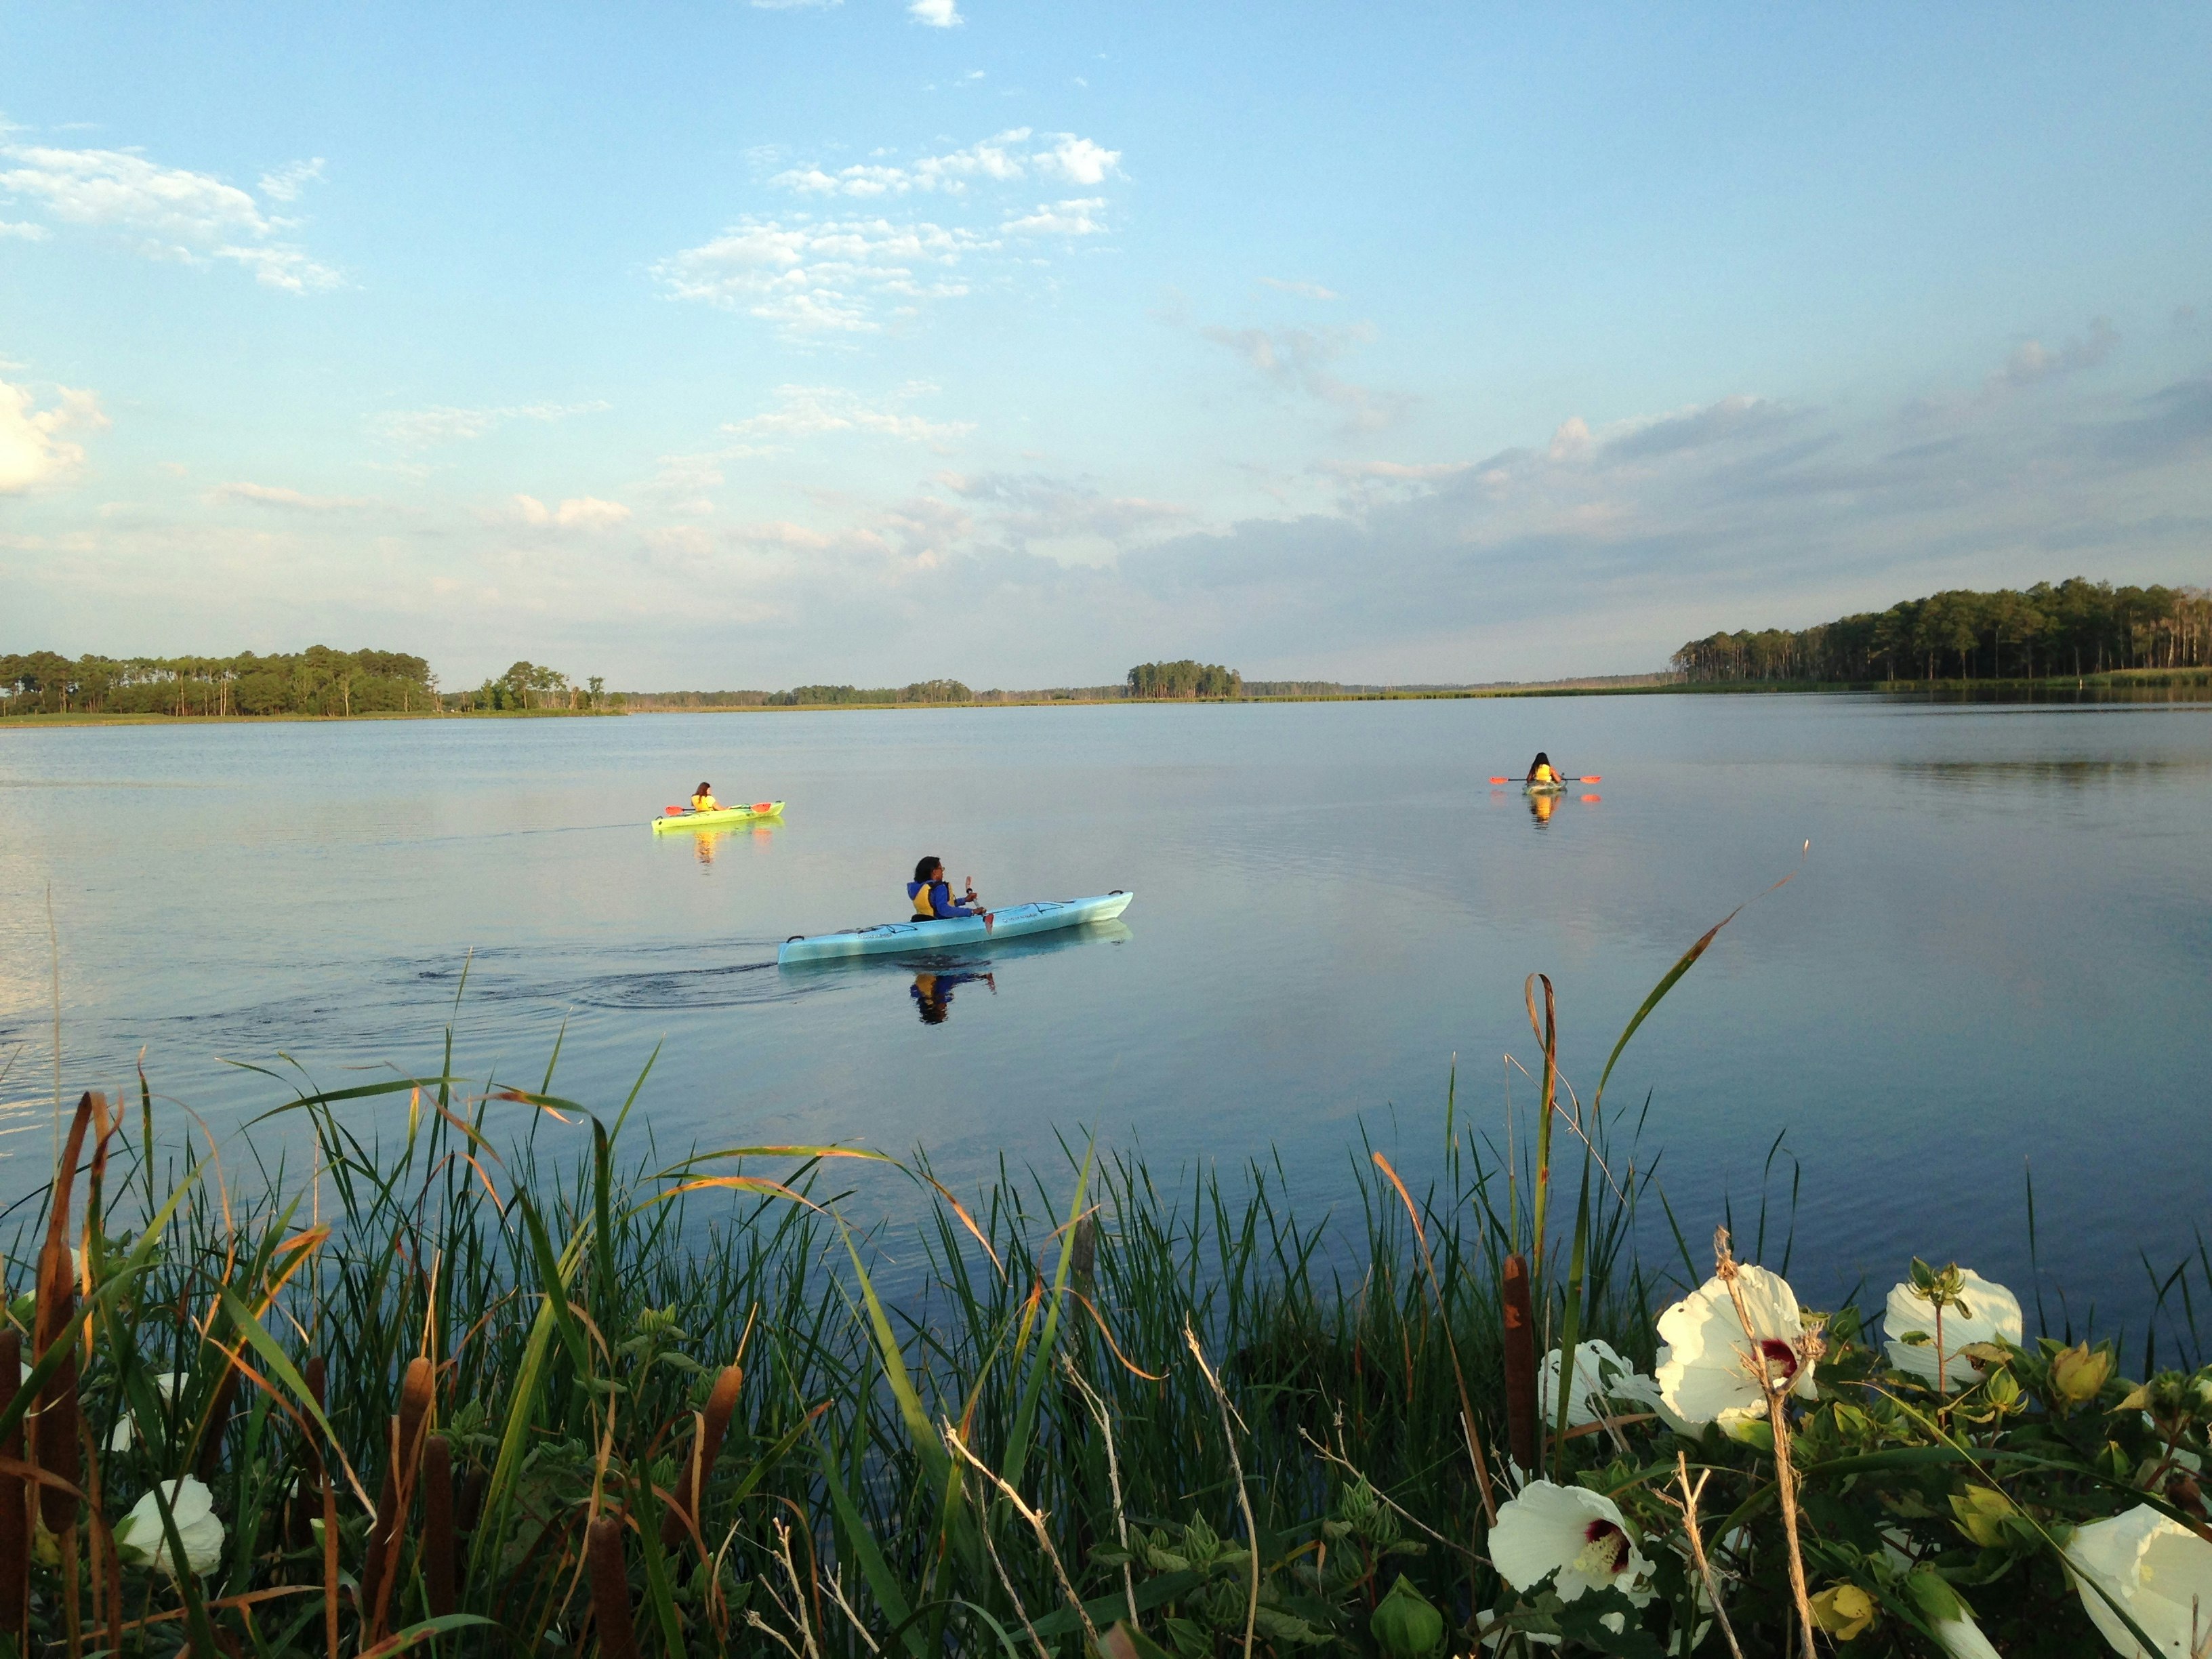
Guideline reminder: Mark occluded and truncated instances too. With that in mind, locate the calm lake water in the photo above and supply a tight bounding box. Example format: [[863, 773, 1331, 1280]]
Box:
[[2, 695, 2208, 1331]]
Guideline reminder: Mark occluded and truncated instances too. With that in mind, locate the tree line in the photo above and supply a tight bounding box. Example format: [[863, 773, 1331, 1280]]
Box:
[[1672, 577, 2212, 684], [0, 650, 615, 717], [0, 648, 438, 717], [456, 661, 609, 712], [1127, 659, 1243, 698]]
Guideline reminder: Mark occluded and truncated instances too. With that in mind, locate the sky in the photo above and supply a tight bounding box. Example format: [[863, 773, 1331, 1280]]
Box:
[[3, 3, 2209, 691]]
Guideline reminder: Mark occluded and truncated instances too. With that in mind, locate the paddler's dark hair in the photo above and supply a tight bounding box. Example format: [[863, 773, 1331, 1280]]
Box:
[[697, 781, 712, 793], [914, 855, 942, 884], [1532, 752, 1550, 766]]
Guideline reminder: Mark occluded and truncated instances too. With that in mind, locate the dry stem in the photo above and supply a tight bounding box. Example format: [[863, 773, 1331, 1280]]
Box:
[[1713, 1228, 1817, 1659], [1666, 1452, 1745, 1659], [1185, 1321, 1259, 1659]]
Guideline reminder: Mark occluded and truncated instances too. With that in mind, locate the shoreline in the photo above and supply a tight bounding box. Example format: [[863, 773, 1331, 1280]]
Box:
[[3, 667, 2205, 728]]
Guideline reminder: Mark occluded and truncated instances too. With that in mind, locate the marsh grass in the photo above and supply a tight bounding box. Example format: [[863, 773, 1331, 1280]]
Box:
[[1, 908, 2206, 1656]]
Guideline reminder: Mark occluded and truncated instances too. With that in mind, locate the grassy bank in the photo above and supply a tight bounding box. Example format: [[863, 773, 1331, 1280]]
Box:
[[3, 933, 2209, 1656]]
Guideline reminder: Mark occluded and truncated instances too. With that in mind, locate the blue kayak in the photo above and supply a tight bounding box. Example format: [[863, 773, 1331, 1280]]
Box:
[[778, 892, 1133, 965]]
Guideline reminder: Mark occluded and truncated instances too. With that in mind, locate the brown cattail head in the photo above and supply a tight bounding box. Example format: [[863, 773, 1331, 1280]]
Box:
[[1500, 1254, 1540, 1475], [31, 1095, 97, 1537], [360, 1428, 400, 1629], [1070, 1212, 1099, 1293], [586, 1516, 641, 1659], [0, 1328, 26, 1635], [422, 1435, 456, 1617], [660, 1362, 742, 1549], [363, 1355, 438, 1638]]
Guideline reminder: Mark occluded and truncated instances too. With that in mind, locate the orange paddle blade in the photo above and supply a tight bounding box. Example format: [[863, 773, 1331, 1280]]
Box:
[[1488, 776, 1510, 783], [1580, 775, 1600, 783]]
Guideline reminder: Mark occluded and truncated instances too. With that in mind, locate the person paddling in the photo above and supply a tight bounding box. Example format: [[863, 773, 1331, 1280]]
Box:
[[691, 781, 719, 812], [908, 857, 983, 920], [1525, 752, 1563, 785]]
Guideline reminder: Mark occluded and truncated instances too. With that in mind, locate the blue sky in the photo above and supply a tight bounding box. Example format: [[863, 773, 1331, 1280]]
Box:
[[3, 3, 2208, 689]]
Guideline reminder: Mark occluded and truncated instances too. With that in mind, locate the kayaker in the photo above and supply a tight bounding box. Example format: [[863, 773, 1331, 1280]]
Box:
[[1525, 753, 1563, 785], [691, 781, 720, 812], [909, 857, 983, 920]]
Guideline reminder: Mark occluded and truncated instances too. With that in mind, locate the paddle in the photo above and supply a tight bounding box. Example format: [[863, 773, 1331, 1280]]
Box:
[[1488, 775, 1601, 784]]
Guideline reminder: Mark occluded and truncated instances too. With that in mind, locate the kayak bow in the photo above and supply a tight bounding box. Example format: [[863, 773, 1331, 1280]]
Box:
[[778, 891, 1133, 965], [652, 801, 785, 832]]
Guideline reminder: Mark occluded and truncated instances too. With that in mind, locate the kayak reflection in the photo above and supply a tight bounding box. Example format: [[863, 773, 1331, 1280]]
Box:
[[1505, 783, 1600, 827], [657, 819, 779, 867], [911, 969, 996, 1024], [781, 917, 1130, 1025]]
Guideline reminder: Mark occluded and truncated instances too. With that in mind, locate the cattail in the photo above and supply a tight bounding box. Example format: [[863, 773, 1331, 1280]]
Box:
[[363, 1357, 437, 1636], [33, 1092, 98, 1536], [1070, 1212, 1099, 1296], [0, 1328, 26, 1637], [1501, 1254, 1540, 1475], [422, 1435, 455, 1616], [586, 1516, 641, 1659], [660, 1362, 742, 1550]]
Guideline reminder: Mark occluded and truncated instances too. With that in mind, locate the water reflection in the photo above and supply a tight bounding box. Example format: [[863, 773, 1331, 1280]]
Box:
[[654, 820, 779, 866], [825, 920, 1134, 1023], [910, 969, 995, 1024], [1504, 787, 1600, 827]]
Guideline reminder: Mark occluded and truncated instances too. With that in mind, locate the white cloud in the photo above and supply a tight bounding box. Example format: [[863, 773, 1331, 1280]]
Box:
[[1261, 277, 1338, 301], [257, 158, 325, 202], [213, 244, 342, 293], [709, 127, 1122, 330], [0, 219, 47, 241], [654, 215, 989, 335], [722, 383, 973, 449], [909, 0, 962, 26], [0, 141, 340, 290], [208, 480, 371, 510], [1002, 197, 1107, 237], [371, 401, 611, 449], [513, 494, 632, 529], [771, 130, 1042, 197], [0, 380, 106, 493], [1032, 135, 1120, 185]]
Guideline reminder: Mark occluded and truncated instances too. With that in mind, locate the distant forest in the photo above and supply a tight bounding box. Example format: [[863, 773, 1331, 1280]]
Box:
[[1127, 659, 1242, 697], [0, 651, 608, 716], [0, 647, 439, 717], [1673, 578, 2212, 683]]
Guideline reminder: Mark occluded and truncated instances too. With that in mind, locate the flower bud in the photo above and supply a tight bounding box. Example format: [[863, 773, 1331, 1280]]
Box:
[[1950, 1485, 2018, 1549], [1370, 1575, 1445, 1656], [1809, 1583, 1876, 1639], [2051, 1343, 2114, 1406]]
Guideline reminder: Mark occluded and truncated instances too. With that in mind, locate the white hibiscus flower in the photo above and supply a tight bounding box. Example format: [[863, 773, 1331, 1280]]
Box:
[[1540, 1339, 1664, 1429], [1489, 1479, 1655, 1606], [106, 1370, 188, 1452], [1654, 1265, 1816, 1433], [114, 1476, 225, 1578], [1883, 1269, 2022, 1388], [2063, 1504, 2212, 1658]]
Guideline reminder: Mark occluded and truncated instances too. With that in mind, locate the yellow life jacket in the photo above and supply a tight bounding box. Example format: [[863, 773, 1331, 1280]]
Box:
[[1532, 764, 1558, 784], [693, 793, 718, 812]]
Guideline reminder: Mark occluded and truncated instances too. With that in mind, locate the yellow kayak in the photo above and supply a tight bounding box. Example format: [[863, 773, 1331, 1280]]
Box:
[[651, 801, 785, 832]]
